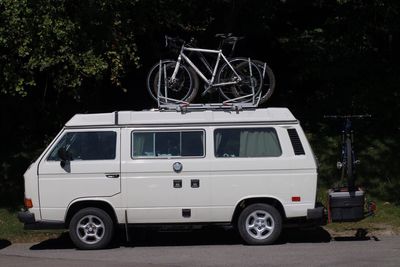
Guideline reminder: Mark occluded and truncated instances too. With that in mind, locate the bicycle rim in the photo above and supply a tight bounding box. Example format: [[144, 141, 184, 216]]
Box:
[[217, 59, 263, 102], [151, 61, 198, 103], [146, 60, 175, 101]]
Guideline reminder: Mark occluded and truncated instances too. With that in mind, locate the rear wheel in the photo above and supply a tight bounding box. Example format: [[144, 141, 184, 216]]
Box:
[[217, 59, 263, 102], [237, 203, 282, 245], [69, 207, 114, 250], [219, 58, 275, 104], [253, 60, 276, 105]]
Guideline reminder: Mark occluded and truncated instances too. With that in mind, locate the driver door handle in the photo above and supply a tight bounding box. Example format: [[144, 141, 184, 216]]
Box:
[[105, 173, 120, 178]]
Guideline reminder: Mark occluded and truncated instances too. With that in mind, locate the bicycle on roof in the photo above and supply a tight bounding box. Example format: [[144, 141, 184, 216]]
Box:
[[146, 34, 275, 105]]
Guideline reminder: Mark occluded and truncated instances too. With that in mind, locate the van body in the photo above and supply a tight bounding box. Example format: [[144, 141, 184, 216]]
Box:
[[18, 108, 323, 249]]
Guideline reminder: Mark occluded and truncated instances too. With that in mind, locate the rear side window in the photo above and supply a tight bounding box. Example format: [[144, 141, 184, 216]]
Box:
[[48, 131, 117, 161], [214, 128, 281, 157], [132, 131, 204, 158]]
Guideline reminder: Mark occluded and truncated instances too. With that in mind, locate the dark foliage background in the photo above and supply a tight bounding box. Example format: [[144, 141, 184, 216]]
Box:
[[1, 0, 399, 207]]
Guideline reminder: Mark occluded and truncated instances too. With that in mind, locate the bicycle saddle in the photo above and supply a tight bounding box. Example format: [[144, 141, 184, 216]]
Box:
[[215, 33, 232, 38], [215, 33, 245, 43]]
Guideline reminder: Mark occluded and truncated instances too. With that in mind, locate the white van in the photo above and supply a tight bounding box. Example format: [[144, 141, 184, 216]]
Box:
[[18, 107, 324, 249]]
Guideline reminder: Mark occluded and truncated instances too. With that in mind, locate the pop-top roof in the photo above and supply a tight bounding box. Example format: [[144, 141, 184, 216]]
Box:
[[65, 108, 297, 127]]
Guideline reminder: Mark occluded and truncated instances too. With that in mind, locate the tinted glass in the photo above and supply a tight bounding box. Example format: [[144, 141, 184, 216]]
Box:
[[132, 131, 204, 158], [132, 132, 154, 157], [181, 131, 204, 156], [155, 132, 180, 157], [214, 128, 281, 157], [48, 131, 116, 161]]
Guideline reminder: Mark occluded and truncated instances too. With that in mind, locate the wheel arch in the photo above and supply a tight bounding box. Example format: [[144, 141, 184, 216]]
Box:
[[231, 197, 286, 225], [64, 199, 118, 227]]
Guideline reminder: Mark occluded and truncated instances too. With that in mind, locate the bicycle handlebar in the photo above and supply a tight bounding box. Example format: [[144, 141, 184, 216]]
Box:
[[215, 33, 232, 38], [165, 36, 185, 48], [164, 34, 245, 51], [165, 35, 198, 49]]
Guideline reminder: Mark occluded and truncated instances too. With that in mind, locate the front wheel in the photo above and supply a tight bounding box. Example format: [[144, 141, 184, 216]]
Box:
[[147, 60, 199, 103], [237, 203, 282, 245], [69, 207, 114, 250]]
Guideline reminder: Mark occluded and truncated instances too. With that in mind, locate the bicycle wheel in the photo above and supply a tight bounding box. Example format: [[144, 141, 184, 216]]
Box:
[[146, 60, 174, 102], [147, 60, 199, 103], [253, 60, 276, 105], [217, 58, 263, 102], [346, 137, 354, 190]]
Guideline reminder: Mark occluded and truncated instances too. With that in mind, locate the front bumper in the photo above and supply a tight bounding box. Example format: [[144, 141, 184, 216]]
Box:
[[17, 211, 65, 230], [17, 210, 36, 224]]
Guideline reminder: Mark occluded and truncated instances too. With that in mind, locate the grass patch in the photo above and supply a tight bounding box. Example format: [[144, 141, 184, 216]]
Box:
[[0, 209, 64, 243], [317, 187, 400, 236], [324, 200, 400, 235]]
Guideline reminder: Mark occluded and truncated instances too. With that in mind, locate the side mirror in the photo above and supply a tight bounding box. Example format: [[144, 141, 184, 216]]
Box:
[[58, 147, 71, 168]]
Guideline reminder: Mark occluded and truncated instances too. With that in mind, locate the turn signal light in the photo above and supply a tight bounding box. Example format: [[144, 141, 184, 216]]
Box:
[[24, 198, 33, 209]]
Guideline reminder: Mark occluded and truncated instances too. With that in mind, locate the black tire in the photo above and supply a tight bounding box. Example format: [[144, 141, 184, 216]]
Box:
[[219, 58, 276, 105], [146, 60, 175, 101], [237, 203, 282, 245], [69, 207, 114, 250], [217, 58, 263, 102], [147, 60, 199, 103]]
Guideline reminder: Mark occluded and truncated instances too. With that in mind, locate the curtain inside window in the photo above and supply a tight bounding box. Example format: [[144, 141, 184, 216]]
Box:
[[239, 129, 281, 157], [133, 133, 147, 156], [215, 131, 223, 155]]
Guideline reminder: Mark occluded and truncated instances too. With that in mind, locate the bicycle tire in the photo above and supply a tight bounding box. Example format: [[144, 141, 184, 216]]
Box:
[[217, 58, 263, 102], [228, 58, 275, 104], [148, 60, 199, 103], [146, 60, 175, 102], [346, 137, 354, 189], [253, 59, 276, 105]]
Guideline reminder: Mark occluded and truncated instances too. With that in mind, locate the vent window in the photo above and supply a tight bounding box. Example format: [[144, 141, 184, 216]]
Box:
[[287, 129, 305, 155]]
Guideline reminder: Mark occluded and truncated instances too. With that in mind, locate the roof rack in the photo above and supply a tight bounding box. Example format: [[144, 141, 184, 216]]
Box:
[[159, 102, 258, 113], [155, 60, 262, 113]]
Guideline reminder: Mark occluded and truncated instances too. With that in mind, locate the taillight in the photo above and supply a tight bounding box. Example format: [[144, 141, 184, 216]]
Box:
[[292, 196, 301, 202], [24, 198, 33, 209]]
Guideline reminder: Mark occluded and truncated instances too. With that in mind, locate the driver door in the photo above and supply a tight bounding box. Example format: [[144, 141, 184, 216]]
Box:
[[38, 129, 121, 221]]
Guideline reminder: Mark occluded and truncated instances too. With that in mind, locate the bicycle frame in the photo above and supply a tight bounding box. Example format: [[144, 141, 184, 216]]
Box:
[[341, 119, 354, 173], [324, 114, 371, 190], [170, 45, 242, 94]]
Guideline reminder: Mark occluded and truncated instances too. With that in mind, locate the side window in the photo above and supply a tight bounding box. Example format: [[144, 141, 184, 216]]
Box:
[[214, 128, 281, 157], [48, 131, 117, 161], [132, 131, 204, 158]]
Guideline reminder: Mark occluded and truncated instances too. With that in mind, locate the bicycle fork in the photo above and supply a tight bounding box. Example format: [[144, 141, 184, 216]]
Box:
[[170, 53, 183, 82]]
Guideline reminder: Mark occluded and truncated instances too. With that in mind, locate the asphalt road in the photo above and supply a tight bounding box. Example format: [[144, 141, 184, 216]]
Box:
[[1, 227, 399, 267]]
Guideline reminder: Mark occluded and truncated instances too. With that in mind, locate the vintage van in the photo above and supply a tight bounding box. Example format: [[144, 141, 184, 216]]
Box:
[[18, 107, 324, 249]]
